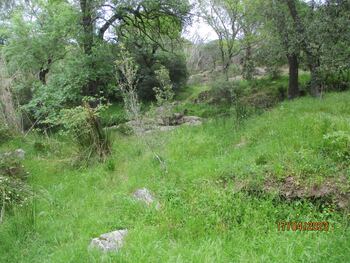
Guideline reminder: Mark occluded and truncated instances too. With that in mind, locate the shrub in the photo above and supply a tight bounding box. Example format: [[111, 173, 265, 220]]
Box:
[[102, 114, 127, 127], [323, 69, 350, 92], [209, 79, 236, 104], [59, 101, 111, 162], [150, 66, 176, 125]]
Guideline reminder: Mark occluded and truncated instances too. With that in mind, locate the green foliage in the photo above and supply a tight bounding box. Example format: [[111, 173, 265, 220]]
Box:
[[114, 123, 134, 136], [116, 47, 142, 123], [153, 66, 174, 106], [209, 79, 237, 104], [100, 104, 127, 127], [1, 0, 190, 128], [129, 47, 188, 100], [156, 51, 188, 92], [322, 69, 350, 92], [59, 101, 111, 162]]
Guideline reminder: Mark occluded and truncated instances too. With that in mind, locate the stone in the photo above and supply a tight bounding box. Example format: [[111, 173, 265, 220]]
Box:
[[111, 113, 203, 135], [158, 126, 177, 132], [133, 188, 156, 205], [181, 116, 202, 126], [0, 149, 25, 160], [14, 149, 25, 159], [90, 229, 128, 252]]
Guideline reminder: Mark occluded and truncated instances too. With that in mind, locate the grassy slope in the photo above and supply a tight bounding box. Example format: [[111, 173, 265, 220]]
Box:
[[0, 91, 349, 262]]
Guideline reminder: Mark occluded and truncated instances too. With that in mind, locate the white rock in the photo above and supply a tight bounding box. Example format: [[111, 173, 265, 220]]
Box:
[[133, 188, 156, 205], [15, 149, 25, 159], [89, 229, 128, 252], [0, 149, 25, 160]]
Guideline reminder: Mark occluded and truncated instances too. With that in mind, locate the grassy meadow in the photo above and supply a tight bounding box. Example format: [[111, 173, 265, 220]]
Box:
[[0, 90, 349, 262]]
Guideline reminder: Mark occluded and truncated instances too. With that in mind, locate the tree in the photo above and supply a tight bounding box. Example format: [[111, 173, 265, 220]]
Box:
[[272, 0, 300, 99], [284, 0, 321, 97], [76, 0, 190, 97], [198, 0, 242, 80], [240, 0, 262, 81]]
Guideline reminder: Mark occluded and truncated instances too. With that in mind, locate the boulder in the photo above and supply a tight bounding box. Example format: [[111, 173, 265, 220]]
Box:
[[89, 229, 128, 252]]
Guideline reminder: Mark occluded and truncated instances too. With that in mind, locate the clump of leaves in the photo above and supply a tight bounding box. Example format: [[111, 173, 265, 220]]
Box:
[[59, 99, 111, 163], [0, 153, 32, 223]]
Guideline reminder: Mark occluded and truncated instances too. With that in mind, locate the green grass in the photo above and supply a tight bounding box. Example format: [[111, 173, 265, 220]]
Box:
[[175, 85, 210, 101], [0, 91, 349, 262]]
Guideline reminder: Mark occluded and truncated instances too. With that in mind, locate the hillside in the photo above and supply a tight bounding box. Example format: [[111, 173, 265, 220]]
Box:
[[0, 91, 349, 262]]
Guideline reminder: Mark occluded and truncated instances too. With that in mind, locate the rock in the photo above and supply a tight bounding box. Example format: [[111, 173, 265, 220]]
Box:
[[133, 188, 156, 206], [158, 126, 177, 132], [14, 149, 25, 159], [133, 188, 161, 210], [111, 114, 203, 135], [255, 67, 267, 76], [89, 230, 128, 252], [1, 149, 25, 160], [181, 116, 202, 126]]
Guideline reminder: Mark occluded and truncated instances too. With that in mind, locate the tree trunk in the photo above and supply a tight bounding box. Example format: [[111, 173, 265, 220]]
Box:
[[80, 0, 93, 55], [309, 62, 321, 97], [38, 58, 52, 85], [242, 44, 253, 81], [287, 53, 299, 99], [80, 0, 97, 96], [285, 0, 321, 97], [218, 37, 229, 81]]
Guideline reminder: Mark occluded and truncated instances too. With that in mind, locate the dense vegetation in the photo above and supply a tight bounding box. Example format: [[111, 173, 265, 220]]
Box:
[[0, 0, 349, 262]]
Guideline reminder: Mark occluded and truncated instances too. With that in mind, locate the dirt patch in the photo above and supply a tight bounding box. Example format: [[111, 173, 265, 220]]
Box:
[[222, 174, 350, 209], [264, 176, 350, 209]]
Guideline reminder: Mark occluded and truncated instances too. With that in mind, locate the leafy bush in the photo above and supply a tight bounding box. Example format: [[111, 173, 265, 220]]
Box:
[[128, 46, 188, 101], [322, 69, 350, 92], [322, 131, 350, 162], [101, 113, 127, 127], [208, 79, 248, 105]]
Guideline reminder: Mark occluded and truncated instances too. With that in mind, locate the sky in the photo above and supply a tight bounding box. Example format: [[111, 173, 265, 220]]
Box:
[[182, 0, 324, 43], [182, 0, 218, 43], [183, 17, 218, 43]]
